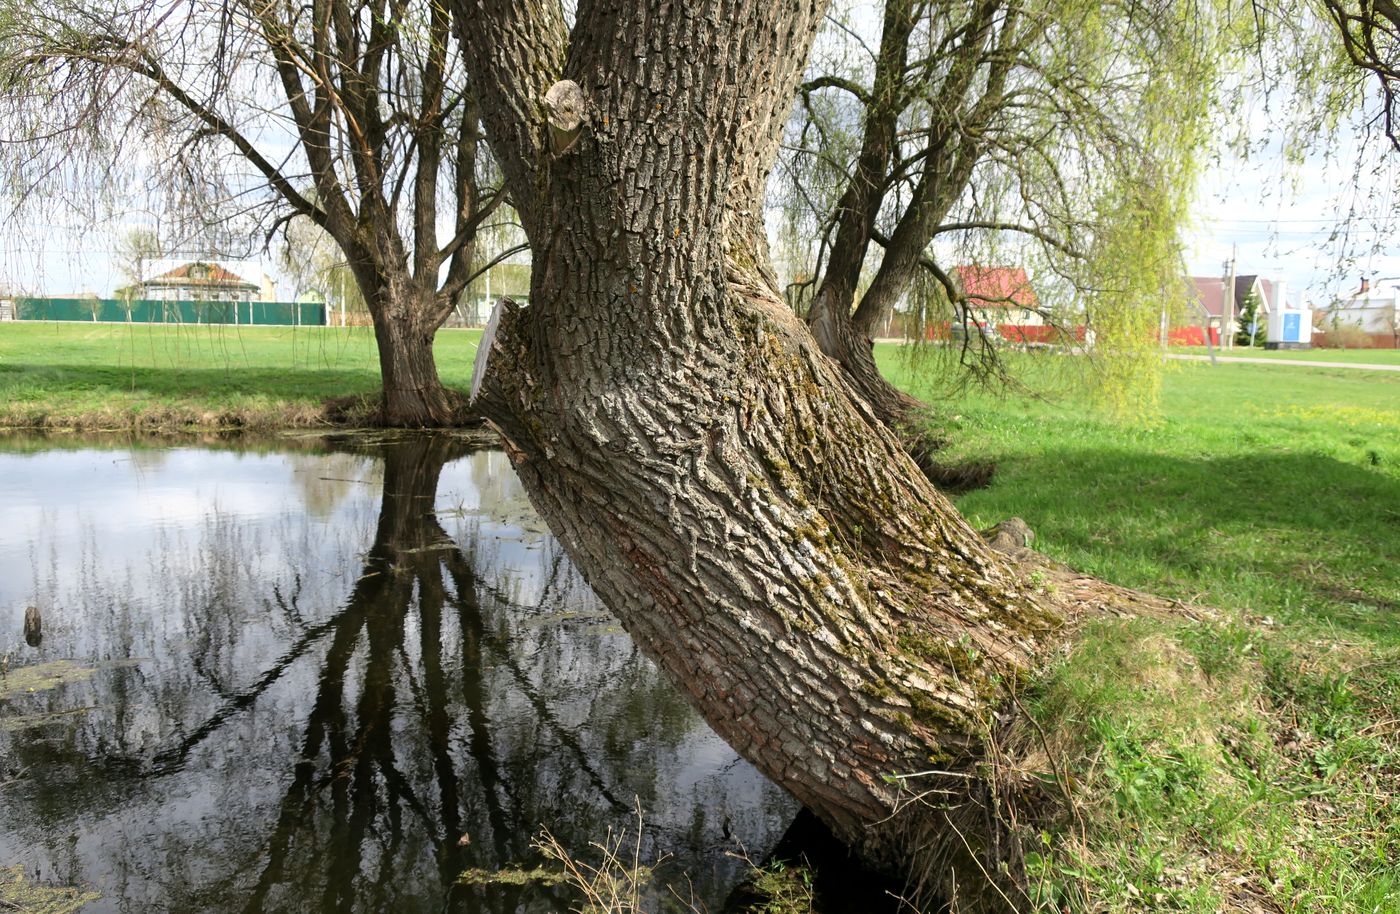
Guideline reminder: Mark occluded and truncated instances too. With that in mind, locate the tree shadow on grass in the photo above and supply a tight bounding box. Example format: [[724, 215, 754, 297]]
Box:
[[964, 449, 1400, 639]]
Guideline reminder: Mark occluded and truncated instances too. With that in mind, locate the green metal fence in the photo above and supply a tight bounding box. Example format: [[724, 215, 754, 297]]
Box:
[[13, 297, 327, 326]]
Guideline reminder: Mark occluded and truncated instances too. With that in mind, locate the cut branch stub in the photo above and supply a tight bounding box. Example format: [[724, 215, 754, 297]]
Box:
[[543, 79, 586, 154], [469, 297, 510, 404]]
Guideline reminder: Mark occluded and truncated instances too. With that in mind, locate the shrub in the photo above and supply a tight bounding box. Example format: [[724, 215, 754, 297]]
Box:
[[1315, 321, 1372, 349]]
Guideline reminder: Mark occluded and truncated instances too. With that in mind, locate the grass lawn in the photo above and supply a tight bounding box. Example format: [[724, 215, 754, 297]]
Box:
[[0, 322, 482, 429], [1169, 345, 1400, 365], [879, 345, 1399, 913]]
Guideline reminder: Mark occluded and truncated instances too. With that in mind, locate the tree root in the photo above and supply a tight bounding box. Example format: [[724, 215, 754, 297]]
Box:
[[321, 388, 487, 428], [900, 422, 997, 495]]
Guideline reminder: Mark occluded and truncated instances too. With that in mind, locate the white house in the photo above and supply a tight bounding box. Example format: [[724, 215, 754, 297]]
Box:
[[136, 261, 269, 303], [1325, 277, 1400, 349]]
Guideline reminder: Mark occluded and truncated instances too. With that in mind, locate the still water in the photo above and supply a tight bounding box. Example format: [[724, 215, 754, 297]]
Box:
[[0, 432, 798, 913]]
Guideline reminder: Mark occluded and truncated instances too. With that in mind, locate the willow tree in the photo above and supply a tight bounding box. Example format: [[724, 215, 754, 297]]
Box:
[[1318, 0, 1400, 145], [0, 0, 501, 425], [779, 0, 1220, 444], [453, 0, 1187, 906]]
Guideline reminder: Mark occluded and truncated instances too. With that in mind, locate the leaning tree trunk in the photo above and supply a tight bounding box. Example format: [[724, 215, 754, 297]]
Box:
[[460, 0, 1077, 906], [808, 284, 929, 430]]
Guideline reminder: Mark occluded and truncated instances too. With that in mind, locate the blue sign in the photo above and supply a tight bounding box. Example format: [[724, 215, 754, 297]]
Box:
[[1283, 312, 1301, 342]]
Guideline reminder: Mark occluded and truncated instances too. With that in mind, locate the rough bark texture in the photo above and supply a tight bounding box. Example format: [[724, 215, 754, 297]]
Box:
[[374, 318, 457, 428], [361, 277, 464, 428], [458, 0, 1071, 905], [808, 287, 928, 436]]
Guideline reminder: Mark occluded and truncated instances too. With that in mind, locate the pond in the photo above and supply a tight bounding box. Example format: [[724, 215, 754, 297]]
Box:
[[0, 431, 801, 913]]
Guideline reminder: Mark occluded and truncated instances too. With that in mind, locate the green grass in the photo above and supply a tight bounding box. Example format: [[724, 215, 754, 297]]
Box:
[[1170, 345, 1400, 365], [880, 345, 1400, 913], [0, 322, 482, 429]]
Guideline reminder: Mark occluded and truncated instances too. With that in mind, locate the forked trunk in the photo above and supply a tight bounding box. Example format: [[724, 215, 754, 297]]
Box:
[[808, 283, 927, 431], [798, 0, 932, 444], [370, 287, 460, 428]]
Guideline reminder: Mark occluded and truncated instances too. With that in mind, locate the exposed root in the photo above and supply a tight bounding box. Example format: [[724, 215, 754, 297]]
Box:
[[900, 422, 997, 495], [322, 388, 484, 428], [979, 517, 1213, 624], [845, 519, 1227, 913]]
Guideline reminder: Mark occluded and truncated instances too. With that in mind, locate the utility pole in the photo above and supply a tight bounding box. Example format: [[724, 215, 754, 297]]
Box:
[[1223, 246, 1237, 351]]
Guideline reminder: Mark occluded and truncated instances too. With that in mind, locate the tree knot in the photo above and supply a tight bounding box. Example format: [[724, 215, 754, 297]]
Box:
[[542, 80, 586, 154]]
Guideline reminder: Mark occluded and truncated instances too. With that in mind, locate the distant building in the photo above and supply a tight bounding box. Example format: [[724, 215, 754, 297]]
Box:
[[1181, 274, 1307, 347], [0, 279, 17, 321], [457, 261, 531, 326], [1192, 275, 1276, 321], [1324, 277, 1400, 349], [135, 261, 266, 303], [947, 266, 1065, 344]]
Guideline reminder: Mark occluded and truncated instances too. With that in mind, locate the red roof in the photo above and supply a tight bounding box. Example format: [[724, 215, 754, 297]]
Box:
[[953, 266, 1038, 309], [144, 261, 258, 289], [1191, 275, 1275, 317]]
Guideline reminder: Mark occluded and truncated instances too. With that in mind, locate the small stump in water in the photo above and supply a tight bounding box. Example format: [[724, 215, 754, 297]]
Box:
[[23, 605, 41, 648]]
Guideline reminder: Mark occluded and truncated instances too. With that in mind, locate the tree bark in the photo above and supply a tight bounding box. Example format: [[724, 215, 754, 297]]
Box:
[[345, 254, 467, 428], [371, 301, 460, 428], [808, 284, 928, 431], [458, 0, 1072, 905]]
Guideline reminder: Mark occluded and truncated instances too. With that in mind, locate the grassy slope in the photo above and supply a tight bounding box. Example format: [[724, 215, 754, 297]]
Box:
[[0, 322, 483, 429], [880, 347, 1399, 913]]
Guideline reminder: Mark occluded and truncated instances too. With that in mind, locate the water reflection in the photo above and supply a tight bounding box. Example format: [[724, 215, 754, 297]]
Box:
[[0, 433, 795, 913]]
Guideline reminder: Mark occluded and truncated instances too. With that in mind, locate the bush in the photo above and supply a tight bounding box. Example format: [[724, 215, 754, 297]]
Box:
[[1315, 321, 1373, 349]]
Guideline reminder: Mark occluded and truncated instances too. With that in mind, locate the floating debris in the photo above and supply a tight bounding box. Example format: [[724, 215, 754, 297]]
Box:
[[0, 659, 142, 700], [456, 866, 567, 887], [0, 865, 100, 913]]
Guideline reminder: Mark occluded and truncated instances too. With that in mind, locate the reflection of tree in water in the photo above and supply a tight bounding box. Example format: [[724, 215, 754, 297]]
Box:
[[233, 435, 776, 912], [127, 448, 170, 475], [288, 451, 381, 520], [0, 434, 790, 913], [242, 433, 559, 913]]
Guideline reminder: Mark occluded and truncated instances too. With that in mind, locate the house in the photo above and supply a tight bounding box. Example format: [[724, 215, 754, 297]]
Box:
[[1192, 275, 1277, 322], [135, 261, 269, 303], [951, 265, 1058, 342], [457, 260, 532, 326], [1323, 277, 1400, 349], [1189, 275, 1278, 342], [1180, 274, 1302, 347], [13, 262, 321, 326]]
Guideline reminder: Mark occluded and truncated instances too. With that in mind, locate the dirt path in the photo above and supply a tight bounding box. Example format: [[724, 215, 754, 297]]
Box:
[[1167, 354, 1400, 372]]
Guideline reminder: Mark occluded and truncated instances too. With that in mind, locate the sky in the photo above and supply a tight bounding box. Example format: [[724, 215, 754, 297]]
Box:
[[1183, 102, 1400, 308], [0, 212, 279, 299]]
